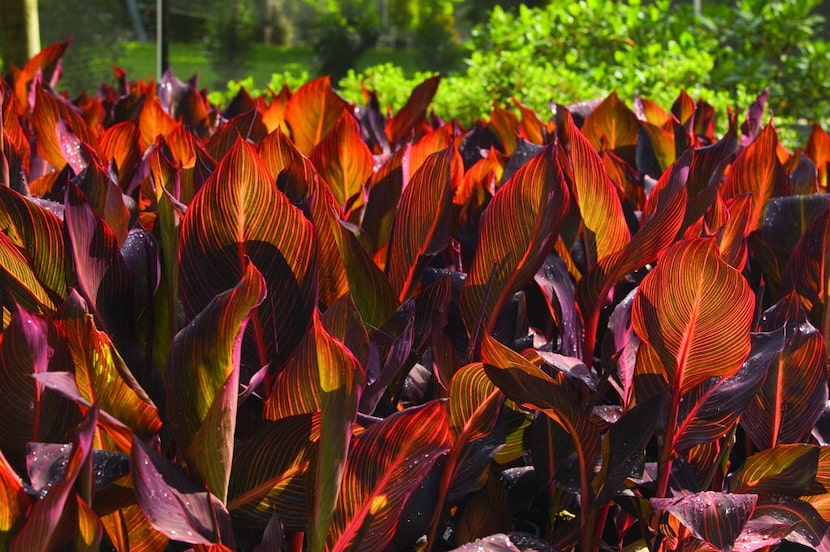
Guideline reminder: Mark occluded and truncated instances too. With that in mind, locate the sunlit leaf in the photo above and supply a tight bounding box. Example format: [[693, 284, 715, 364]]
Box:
[[130, 436, 234, 546], [729, 444, 820, 496], [285, 76, 349, 154], [179, 137, 317, 372], [460, 142, 569, 335], [309, 111, 373, 209], [632, 238, 754, 397], [329, 401, 451, 551], [387, 148, 453, 300]]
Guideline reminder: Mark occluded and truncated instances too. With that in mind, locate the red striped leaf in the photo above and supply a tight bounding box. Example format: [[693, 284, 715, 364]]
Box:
[[12, 41, 70, 113], [387, 148, 453, 300], [742, 292, 828, 448], [56, 289, 161, 442], [782, 206, 830, 337], [460, 142, 569, 334], [558, 110, 630, 266], [385, 76, 440, 147], [651, 491, 757, 551], [482, 333, 600, 520], [721, 123, 789, 231], [228, 413, 320, 528], [179, 137, 317, 371], [285, 76, 349, 155], [0, 183, 69, 311], [76, 159, 131, 245], [0, 449, 29, 549], [805, 124, 830, 190], [64, 183, 135, 351], [329, 400, 451, 551], [729, 444, 821, 496], [577, 150, 689, 363], [165, 260, 266, 504], [32, 85, 98, 171], [138, 96, 177, 151], [264, 309, 365, 552], [581, 91, 640, 166], [310, 111, 373, 210], [98, 120, 141, 190], [100, 504, 169, 552], [633, 239, 753, 396], [0, 304, 49, 470]]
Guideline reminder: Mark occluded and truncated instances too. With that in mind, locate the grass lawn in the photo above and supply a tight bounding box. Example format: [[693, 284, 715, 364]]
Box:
[[117, 42, 420, 90]]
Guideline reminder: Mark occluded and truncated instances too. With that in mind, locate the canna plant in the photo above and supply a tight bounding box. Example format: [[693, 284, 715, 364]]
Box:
[[3, 40, 830, 552]]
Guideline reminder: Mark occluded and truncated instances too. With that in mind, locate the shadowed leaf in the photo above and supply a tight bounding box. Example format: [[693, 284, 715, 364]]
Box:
[[165, 261, 266, 504], [385, 76, 440, 147]]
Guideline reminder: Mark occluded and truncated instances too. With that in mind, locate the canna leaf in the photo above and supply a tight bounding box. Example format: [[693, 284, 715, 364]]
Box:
[[387, 147, 453, 301], [805, 124, 830, 190], [650, 491, 757, 552], [0, 450, 29, 549], [0, 184, 73, 302], [10, 406, 98, 552], [742, 292, 828, 448], [558, 110, 630, 266], [129, 436, 234, 546], [632, 238, 754, 397], [264, 310, 365, 552], [98, 120, 141, 190], [482, 332, 600, 517], [165, 260, 266, 504], [0, 304, 50, 469], [309, 111, 374, 210], [32, 85, 98, 171], [228, 413, 320, 528], [385, 75, 440, 147], [580, 91, 640, 166], [57, 289, 161, 442], [329, 400, 452, 551], [63, 183, 135, 355], [285, 76, 349, 154], [178, 136, 317, 372], [721, 122, 789, 231], [728, 444, 820, 496], [460, 141, 569, 335]]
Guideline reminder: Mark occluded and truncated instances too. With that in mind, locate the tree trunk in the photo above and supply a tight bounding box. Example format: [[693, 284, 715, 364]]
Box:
[[0, 0, 41, 74]]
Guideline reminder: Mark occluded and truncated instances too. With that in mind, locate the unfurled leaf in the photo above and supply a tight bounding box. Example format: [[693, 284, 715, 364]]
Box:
[[32, 85, 98, 171], [329, 401, 451, 551], [728, 444, 820, 496], [228, 413, 319, 527], [651, 491, 757, 552], [721, 123, 789, 231], [632, 238, 754, 397], [742, 292, 828, 448], [581, 91, 640, 166], [0, 228, 61, 314], [0, 444, 30, 550], [264, 310, 364, 552], [673, 327, 786, 451], [138, 96, 177, 151], [0, 304, 50, 469], [179, 137, 317, 371], [578, 150, 689, 363], [75, 159, 131, 245], [57, 290, 161, 442], [130, 436, 234, 546], [0, 184, 73, 301], [805, 124, 830, 190], [385, 76, 440, 147], [558, 110, 630, 266], [206, 110, 267, 162], [387, 148, 453, 301], [482, 333, 600, 516], [165, 261, 266, 504], [13, 41, 70, 112], [98, 120, 141, 190], [64, 183, 135, 352], [310, 111, 373, 209], [285, 76, 349, 154], [361, 147, 405, 257], [10, 406, 97, 552], [460, 142, 569, 335]]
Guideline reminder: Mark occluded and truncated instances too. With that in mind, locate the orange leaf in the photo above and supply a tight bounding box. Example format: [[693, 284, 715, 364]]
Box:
[[285, 76, 349, 154], [632, 238, 754, 396], [309, 111, 373, 209]]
